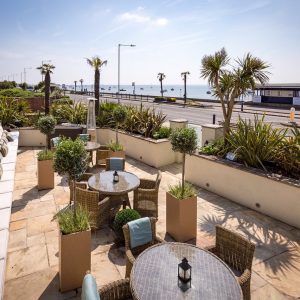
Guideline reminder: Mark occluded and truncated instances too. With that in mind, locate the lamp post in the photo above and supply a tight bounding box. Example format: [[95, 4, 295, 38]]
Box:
[[24, 67, 32, 84], [117, 43, 136, 104], [181, 71, 190, 106], [41, 60, 51, 81]]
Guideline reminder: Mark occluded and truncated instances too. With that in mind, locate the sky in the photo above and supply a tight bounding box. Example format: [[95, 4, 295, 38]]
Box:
[[0, 0, 300, 85]]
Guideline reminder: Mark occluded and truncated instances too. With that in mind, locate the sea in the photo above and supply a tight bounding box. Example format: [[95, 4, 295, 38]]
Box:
[[65, 84, 216, 100]]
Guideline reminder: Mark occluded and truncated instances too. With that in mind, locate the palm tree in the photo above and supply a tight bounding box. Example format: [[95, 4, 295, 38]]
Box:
[[86, 56, 107, 115], [37, 64, 55, 115], [79, 79, 84, 92], [201, 48, 269, 136], [74, 80, 77, 93], [181, 71, 190, 106], [157, 73, 166, 97]]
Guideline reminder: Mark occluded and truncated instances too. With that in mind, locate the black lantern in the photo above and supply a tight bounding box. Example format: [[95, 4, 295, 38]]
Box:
[[113, 171, 119, 182], [178, 258, 191, 291]]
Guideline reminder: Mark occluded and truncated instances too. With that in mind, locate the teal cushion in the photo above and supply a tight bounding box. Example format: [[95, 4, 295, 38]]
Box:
[[79, 134, 90, 142], [128, 217, 152, 248], [81, 274, 100, 300], [108, 158, 124, 171], [51, 137, 61, 147]]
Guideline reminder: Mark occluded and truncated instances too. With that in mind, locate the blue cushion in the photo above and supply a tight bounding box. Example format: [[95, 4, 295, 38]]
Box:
[[79, 134, 90, 142], [128, 217, 152, 248], [51, 137, 61, 147], [108, 158, 124, 171], [81, 274, 100, 300]]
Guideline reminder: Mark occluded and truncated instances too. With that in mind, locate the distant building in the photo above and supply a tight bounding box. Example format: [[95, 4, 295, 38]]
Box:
[[253, 83, 300, 106]]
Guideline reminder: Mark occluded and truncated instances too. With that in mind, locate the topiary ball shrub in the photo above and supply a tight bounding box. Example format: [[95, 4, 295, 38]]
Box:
[[113, 106, 127, 124], [37, 115, 56, 135], [113, 209, 141, 243]]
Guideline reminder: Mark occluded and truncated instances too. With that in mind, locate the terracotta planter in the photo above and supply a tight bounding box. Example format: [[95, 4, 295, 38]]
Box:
[[166, 192, 197, 242], [59, 229, 91, 292], [37, 159, 54, 190], [109, 150, 125, 158]]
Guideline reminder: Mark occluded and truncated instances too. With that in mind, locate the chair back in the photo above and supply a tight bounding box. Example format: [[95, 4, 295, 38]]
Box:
[[75, 187, 99, 229], [123, 217, 157, 254], [96, 149, 110, 167], [215, 225, 255, 272], [106, 157, 125, 171], [78, 134, 91, 142]]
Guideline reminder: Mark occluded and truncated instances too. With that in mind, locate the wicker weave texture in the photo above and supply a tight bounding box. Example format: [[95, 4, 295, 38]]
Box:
[[96, 149, 110, 167], [209, 225, 255, 300], [123, 217, 163, 278], [106, 158, 125, 171], [133, 171, 161, 218], [99, 278, 132, 300]]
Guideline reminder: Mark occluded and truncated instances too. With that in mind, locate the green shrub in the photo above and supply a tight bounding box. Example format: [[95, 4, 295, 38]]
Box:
[[56, 205, 90, 235], [154, 96, 165, 102], [37, 149, 53, 161], [199, 139, 228, 157], [113, 106, 127, 124], [0, 96, 31, 126], [107, 141, 123, 152], [52, 98, 73, 105], [53, 138, 89, 181], [153, 126, 172, 139], [167, 97, 176, 102], [51, 102, 87, 124], [96, 102, 119, 128], [0, 81, 17, 90], [168, 182, 196, 200], [37, 115, 56, 135], [0, 88, 33, 98], [113, 209, 141, 242], [226, 116, 287, 170]]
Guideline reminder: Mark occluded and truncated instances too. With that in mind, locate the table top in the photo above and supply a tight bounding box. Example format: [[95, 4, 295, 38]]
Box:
[[88, 171, 140, 195], [130, 243, 242, 300], [84, 141, 100, 151]]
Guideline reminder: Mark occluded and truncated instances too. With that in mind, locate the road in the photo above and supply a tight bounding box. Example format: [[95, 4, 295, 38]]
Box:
[[69, 94, 299, 127]]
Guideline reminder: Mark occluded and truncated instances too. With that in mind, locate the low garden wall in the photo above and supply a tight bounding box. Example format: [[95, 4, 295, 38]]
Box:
[[96, 128, 178, 168], [185, 154, 300, 229], [18, 127, 46, 147]]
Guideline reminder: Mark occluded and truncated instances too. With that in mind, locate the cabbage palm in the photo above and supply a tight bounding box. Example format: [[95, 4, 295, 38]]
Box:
[[157, 73, 166, 97], [37, 64, 55, 115], [79, 79, 83, 92], [86, 56, 107, 115], [201, 48, 269, 136]]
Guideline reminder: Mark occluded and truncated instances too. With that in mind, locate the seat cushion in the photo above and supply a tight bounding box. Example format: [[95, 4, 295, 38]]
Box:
[[108, 158, 124, 171], [51, 137, 61, 147], [128, 217, 152, 249], [81, 273, 100, 300], [79, 134, 90, 142]]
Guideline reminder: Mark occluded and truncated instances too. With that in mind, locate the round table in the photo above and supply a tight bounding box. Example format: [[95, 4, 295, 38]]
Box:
[[84, 142, 100, 165], [88, 171, 140, 208], [130, 243, 242, 300]]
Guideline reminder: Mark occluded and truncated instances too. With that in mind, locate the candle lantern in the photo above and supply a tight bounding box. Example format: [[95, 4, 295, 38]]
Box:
[[113, 171, 119, 182], [178, 257, 191, 290]]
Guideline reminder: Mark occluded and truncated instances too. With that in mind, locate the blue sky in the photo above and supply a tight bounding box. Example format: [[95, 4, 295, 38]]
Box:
[[0, 0, 300, 85]]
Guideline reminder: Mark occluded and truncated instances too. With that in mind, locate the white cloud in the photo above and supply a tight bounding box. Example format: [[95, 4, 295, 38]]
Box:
[[153, 18, 168, 26], [119, 12, 150, 23]]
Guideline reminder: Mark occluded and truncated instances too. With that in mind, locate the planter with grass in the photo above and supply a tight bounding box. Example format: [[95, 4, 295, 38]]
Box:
[[36, 115, 56, 190], [57, 205, 91, 292], [166, 127, 198, 242], [108, 141, 125, 158], [37, 150, 54, 190], [113, 209, 141, 244]]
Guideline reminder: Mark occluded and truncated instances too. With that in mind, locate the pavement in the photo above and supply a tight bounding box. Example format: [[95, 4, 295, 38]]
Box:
[[3, 148, 300, 299]]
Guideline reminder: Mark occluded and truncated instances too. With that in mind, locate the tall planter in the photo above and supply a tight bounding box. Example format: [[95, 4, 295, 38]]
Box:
[[37, 159, 54, 190], [109, 150, 125, 158], [166, 192, 197, 242], [59, 229, 91, 292]]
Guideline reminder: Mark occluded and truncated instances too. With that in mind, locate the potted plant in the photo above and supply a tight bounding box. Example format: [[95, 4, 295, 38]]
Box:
[[109, 106, 127, 158], [36, 115, 56, 190], [166, 127, 198, 242], [53, 138, 89, 203], [113, 209, 140, 245], [56, 205, 91, 292]]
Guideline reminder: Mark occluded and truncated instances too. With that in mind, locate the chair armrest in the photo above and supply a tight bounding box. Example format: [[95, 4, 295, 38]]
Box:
[[99, 278, 131, 300], [125, 249, 136, 265], [238, 268, 251, 286], [136, 188, 157, 194]]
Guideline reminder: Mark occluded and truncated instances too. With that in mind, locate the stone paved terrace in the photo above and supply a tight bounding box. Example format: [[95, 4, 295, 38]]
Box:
[[3, 147, 300, 300]]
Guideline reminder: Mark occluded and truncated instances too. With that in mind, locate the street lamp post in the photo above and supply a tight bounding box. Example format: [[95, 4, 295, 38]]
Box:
[[24, 67, 32, 84], [41, 60, 51, 81], [118, 43, 136, 104]]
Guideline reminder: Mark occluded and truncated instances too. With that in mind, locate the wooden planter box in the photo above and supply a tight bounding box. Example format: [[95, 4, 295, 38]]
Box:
[[37, 159, 54, 190], [109, 150, 125, 158], [166, 192, 197, 242], [59, 229, 91, 292]]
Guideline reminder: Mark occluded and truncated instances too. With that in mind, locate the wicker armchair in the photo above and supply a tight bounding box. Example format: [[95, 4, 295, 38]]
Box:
[[99, 278, 132, 300], [123, 217, 164, 278], [69, 173, 93, 202], [208, 225, 255, 300], [75, 187, 111, 229], [133, 171, 162, 218], [96, 148, 110, 169], [106, 158, 125, 171]]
